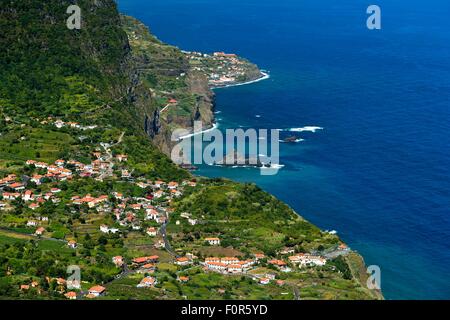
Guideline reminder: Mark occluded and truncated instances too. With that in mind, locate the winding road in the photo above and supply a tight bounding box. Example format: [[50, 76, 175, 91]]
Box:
[[98, 131, 125, 180]]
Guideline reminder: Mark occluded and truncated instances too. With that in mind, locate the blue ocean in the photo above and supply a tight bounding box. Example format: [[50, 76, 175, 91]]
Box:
[[118, 0, 450, 299]]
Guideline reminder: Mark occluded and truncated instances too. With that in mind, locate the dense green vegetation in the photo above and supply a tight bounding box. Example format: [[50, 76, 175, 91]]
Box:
[[0, 0, 382, 300], [0, 235, 119, 299], [0, 0, 129, 117], [172, 180, 338, 255]]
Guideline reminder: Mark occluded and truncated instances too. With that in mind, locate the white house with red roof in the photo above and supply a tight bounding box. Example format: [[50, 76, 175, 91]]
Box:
[[35, 227, 45, 236], [28, 202, 40, 210], [121, 170, 131, 179], [132, 255, 159, 265], [146, 227, 158, 237], [64, 291, 77, 300], [137, 276, 157, 288], [22, 190, 34, 201], [221, 257, 240, 265], [205, 261, 227, 273], [116, 154, 128, 162], [288, 254, 327, 267], [153, 180, 165, 188], [26, 160, 37, 166], [55, 159, 65, 167], [153, 190, 164, 199], [112, 256, 124, 267], [146, 209, 159, 220], [2, 192, 20, 200], [167, 181, 179, 189], [227, 264, 243, 274], [31, 175, 44, 185], [88, 285, 106, 297], [67, 240, 77, 249], [9, 182, 25, 191], [112, 192, 123, 200], [177, 276, 190, 283], [175, 257, 191, 266]]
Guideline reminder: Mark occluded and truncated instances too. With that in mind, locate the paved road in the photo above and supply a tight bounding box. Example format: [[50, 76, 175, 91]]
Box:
[[98, 131, 125, 180], [293, 286, 300, 300], [160, 222, 178, 258], [105, 263, 133, 285]]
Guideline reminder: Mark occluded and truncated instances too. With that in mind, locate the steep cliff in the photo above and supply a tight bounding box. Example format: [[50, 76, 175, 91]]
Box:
[[120, 15, 215, 155]]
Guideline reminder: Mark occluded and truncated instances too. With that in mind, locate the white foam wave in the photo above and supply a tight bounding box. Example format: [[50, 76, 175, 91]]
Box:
[[212, 71, 270, 89], [177, 123, 219, 140], [260, 163, 285, 170], [286, 126, 323, 133], [279, 139, 305, 143]]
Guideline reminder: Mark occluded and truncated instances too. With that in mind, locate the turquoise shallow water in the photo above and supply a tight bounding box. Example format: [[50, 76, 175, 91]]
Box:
[[118, 0, 450, 299]]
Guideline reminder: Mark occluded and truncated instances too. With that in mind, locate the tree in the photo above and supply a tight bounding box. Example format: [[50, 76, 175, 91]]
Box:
[[98, 235, 108, 246]]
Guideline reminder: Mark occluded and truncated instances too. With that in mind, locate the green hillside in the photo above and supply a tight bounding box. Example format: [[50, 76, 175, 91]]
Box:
[[0, 0, 382, 300]]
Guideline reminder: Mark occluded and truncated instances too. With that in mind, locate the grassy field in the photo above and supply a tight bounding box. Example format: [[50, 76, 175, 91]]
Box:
[[0, 127, 75, 164], [0, 233, 28, 244]]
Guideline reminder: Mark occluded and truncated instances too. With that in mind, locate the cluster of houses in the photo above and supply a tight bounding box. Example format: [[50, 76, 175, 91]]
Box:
[[24, 150, 127, 184], [63, 284, 107, 300], [137, 276, 157, 288], [19, 276, 83, 298], [203, 257, 257, 274], [0, 150, 198, 239], [130, 256, 160, 288], [185, 51, 255, 87], [20, 278, 108, 300], [20, 254, 163, 299], [111, 254, 189, 290], [264, 257, 326, 273], [252, 274, 286, 286], [199, 248, 327, 277], [178, 212, 199, 226], [1, 150, 336, 299], [91, 180, 191, 235], [5, 115, 99, 132], [287, 253, 327, 267], [17, 245, 329, 298], [49, 118, 98, 131], [0, 160, 71, 213]]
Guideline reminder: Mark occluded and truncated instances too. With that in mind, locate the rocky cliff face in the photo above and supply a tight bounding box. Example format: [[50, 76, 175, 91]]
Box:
[[121, 15, 216, 156], [187, 72, 216, 126]]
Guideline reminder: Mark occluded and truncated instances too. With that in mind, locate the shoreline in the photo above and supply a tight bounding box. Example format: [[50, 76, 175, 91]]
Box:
[[176, 70, 269, 141], [176, 122, 220, 141], [210, 71, 270, 90]]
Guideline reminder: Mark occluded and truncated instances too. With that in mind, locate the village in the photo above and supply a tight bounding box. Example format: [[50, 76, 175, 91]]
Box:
[[0, 1, 386, 302], [0, 111, 352, 300], [185, 51, 265, 88], [0, 110, 357, 300], [0, 147, 341, 299]]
